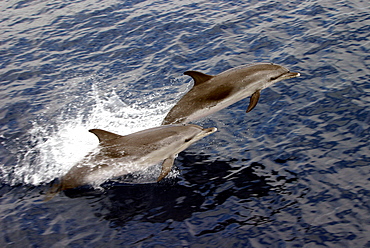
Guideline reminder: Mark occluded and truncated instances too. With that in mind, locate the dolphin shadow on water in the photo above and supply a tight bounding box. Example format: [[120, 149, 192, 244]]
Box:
[[75, 153, 300, 234]]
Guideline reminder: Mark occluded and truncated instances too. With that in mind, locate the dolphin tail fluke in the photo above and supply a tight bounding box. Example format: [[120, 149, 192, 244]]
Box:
[[246, 90, 261, 113], [157, 156, 175, 182], [44, 181, 62, 202]]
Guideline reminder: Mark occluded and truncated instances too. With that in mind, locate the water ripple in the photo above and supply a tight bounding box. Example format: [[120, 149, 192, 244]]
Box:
[[0, 0, 370, 247]]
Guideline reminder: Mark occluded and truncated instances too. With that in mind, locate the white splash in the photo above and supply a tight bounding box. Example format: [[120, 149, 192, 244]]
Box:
[[8, 75, 189, 186]]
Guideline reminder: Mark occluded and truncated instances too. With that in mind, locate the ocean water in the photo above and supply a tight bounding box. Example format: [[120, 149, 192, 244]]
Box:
[[1, 0, 369, 247]]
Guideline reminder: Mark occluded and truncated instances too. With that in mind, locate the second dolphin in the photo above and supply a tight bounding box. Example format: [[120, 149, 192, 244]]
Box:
[[50, 124, 217, 195], [162, 63, 300, 125]]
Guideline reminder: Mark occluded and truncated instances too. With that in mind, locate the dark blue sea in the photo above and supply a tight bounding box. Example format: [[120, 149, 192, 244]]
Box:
[[1, 0, 369, 247]]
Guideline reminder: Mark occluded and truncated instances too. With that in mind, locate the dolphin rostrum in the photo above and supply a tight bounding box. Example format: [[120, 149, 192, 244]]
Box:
[[162, 63, 300, 125], [47, 124, 217, 197]]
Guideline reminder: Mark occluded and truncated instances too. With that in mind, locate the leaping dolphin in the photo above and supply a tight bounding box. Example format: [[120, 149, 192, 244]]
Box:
[[47, 124, 217, 197], [162, 63, 300, 125]]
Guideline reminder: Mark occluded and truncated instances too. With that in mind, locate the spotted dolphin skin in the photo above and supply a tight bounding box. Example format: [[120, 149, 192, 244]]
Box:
[[162, 63, 300, 125], [46, 124, 216, 198]]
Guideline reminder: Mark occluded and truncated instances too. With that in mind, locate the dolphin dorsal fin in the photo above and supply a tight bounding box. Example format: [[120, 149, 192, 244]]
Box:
[[184, 71, 214, 86], [89, 129, 123, 143]]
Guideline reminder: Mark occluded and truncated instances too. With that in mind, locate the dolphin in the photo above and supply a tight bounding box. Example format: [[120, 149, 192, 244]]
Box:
[[162, 63, 300, 125], [46, 124, 217, 198]]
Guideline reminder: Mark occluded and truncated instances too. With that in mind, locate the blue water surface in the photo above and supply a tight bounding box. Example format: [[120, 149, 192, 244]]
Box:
[[1, 0, 370, 247]]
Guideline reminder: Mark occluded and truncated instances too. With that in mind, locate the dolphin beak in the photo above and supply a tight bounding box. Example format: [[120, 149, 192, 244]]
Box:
[[180, 127, 217, 151], [281, 71, 300, 79], [191, 127, 217, 142], [203, 127, 217, 134]]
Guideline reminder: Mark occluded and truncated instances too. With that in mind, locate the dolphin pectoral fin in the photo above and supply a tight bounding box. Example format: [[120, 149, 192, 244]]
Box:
[[246, 90, 261, 113], [157, 156, 175, 182], [184, 71, 214, 86], [89, 129, 123, 143]]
